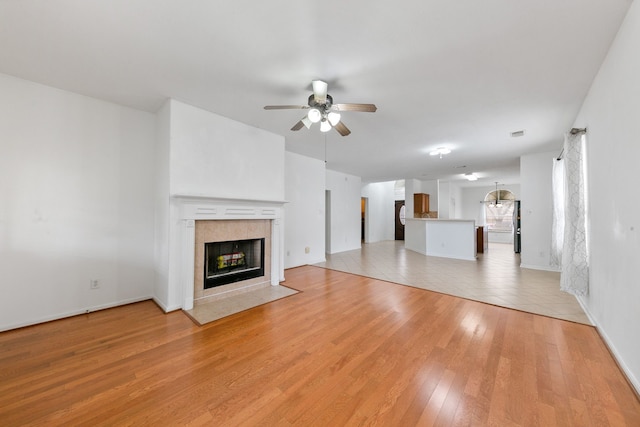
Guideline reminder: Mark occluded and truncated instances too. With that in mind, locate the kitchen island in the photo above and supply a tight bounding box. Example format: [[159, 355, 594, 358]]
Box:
[[405, 218, 476, 261]]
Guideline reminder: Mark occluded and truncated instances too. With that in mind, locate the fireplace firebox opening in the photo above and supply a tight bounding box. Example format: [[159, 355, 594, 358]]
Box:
[[204, 238, 265, 289]]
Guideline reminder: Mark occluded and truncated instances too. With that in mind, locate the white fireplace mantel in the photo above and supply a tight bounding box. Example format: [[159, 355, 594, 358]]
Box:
[[171, 194, 287, 310]]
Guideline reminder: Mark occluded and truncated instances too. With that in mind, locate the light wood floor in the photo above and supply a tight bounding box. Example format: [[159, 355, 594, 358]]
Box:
[[1, 266, 638, 425], [317, 241, 590, 324]]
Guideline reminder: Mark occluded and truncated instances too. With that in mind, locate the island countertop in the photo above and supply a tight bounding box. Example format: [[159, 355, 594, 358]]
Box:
[[405, 218, 476, 261]]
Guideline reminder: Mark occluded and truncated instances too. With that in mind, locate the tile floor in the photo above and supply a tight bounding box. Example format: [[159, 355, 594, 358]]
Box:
[[314, 241, 591, 325]]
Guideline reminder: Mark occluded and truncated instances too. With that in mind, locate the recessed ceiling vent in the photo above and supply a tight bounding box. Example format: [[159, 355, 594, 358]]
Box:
[[510, 130, 526, 138]]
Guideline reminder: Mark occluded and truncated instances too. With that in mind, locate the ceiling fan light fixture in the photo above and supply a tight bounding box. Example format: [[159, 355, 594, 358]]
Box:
[[320, 119, 332, 133], [307, 108, 322, 123], [312, 80, 328, 96], [430, 147, 451, 158], [264, 80, 376, 136], [327, 111, 341, 126]]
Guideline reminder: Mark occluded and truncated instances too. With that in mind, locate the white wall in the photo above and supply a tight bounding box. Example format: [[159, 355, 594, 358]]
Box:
[[460, 187, 487, 225], [438, 181, 451, 219], [284, 152, 325, 267], [450, 182, 463, 219], [573, 0, 640, 393], [0, 73, 157, 331], [404, 179, 420, 218], [154, 100, 286, 311], [361, 181, 395, 243], [520, 152, 556, 270], [326, 170, 362, 253], [438, 180, 462, 219], [169, 100, 285, 200]]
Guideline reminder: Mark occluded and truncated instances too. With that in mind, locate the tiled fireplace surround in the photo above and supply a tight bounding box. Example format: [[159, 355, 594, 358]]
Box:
[[174, 196, 285, 311]]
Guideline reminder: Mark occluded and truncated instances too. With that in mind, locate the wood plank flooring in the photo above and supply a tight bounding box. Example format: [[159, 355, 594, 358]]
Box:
[[1, 266, 638, 426]]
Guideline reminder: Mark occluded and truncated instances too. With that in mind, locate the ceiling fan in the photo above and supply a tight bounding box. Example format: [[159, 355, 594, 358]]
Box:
[[264, 80, 377, 136]]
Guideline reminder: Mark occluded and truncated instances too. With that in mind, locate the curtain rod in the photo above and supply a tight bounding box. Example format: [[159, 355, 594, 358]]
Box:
[[557, 128, 587, 160], [569, 127, 587, 135]]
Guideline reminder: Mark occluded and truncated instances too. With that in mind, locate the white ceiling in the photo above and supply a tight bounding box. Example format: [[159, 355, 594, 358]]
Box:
[[0, 0, 632, 186]]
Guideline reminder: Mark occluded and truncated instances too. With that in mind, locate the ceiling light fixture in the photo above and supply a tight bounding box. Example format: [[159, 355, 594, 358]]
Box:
[[320, 119, 331, 133], [327, 111, 341, 126], [464, 173, 478, 181], [312, 80, 328, 98], [307, 108, 322, 123], [430, 147, 451, 159], [494, 181, 502, 207]]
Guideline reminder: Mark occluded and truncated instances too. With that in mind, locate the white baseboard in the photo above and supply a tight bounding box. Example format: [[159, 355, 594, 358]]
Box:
[[595, 323, 640, 397], [577, 297, 640, 397], [152, 297, 182, 313], [519, 263, 561, 272], [0, 295, 153, 333]]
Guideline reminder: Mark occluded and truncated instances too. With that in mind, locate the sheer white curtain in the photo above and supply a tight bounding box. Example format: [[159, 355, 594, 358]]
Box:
[[553, 132, 589, 296], [550, 158, 564, 268]]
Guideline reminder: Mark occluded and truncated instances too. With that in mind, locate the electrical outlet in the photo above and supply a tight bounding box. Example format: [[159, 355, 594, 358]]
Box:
[[305, 247, 310, 254], [90, 279, 99, 289]]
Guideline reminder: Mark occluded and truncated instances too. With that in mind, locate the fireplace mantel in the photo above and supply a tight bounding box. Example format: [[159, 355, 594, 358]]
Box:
[[171, 195, 286, 310], [172, 194, 287, 220]]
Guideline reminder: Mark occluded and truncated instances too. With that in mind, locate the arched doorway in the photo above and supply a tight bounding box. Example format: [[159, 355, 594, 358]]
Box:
[[484, 187, 516, 244]]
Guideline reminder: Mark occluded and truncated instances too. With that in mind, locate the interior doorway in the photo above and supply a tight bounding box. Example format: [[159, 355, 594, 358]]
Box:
[[395, 200, 405, 240]]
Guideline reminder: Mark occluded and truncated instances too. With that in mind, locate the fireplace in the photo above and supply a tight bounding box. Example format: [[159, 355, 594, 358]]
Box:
[[171, 195, 285, 311], [192, 217, 274, 307], [204, 238, 265, 288]]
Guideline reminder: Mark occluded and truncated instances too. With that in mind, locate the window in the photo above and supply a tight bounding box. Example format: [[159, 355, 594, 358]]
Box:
[[484, 189, 516, 232]]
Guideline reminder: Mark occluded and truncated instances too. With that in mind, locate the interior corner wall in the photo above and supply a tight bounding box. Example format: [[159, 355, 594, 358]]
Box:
[[572, 0, 640, 393], [519, 151, 557, 271], [326, 170, 362, 253], [0, 73, 157, 331], [153, 100, 171, 310], [284, 152, 326, 267], [361, 181, 395, 243]]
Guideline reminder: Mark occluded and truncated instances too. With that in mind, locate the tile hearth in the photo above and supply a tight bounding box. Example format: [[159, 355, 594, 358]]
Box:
[[184, 285, 299, 326]]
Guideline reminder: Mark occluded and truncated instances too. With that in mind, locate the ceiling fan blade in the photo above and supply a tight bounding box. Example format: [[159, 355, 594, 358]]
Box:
[[332, 103, 377, 113], [312, 80, 328, 104], [264, 105, 309, 110], [334, 121, 351, 136], [291, 116, 312, 131]]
